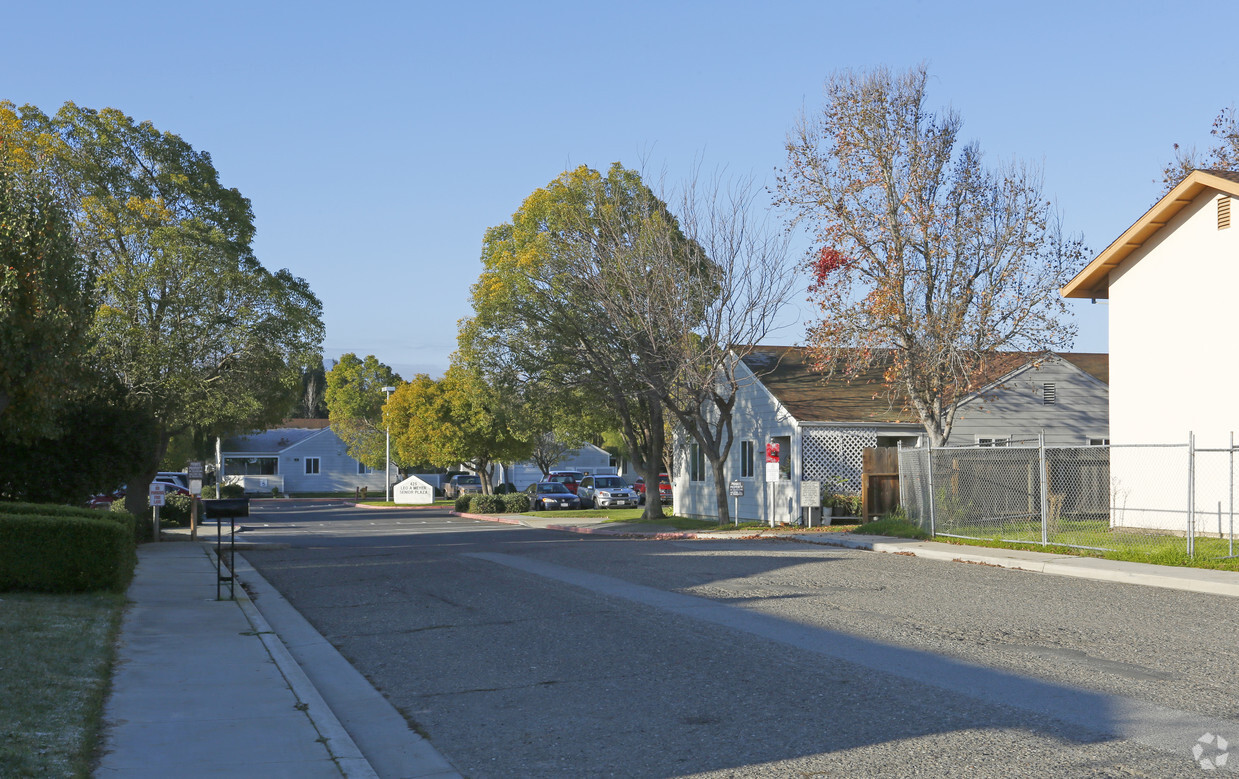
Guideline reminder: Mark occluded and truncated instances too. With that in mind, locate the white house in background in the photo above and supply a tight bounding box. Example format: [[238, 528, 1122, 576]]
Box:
[[1062, 168, 1239, 531], [673, 346, 1108, 524], [220, 419, 389, 495], [494, 442, 616, 491]]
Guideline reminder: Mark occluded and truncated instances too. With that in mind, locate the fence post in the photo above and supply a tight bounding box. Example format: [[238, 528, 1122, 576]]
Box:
[[1188, 432, 1196, 557], [1038, 432, 1050, 545], [926, 437, 936, 538]]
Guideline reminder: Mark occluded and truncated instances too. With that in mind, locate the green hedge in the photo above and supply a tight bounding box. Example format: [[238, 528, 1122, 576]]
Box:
[[0, 512, 135, 592], [454, 494, 472, 513], [469, 494, 503, 514], [110, 498, 153, 542], [501, 493, 530, 513]]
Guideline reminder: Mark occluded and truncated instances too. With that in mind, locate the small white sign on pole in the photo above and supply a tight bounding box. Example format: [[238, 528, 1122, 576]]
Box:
[[765, 462, 781, 483], [149, 482, 166, 506], [801, 481, 821, 508]]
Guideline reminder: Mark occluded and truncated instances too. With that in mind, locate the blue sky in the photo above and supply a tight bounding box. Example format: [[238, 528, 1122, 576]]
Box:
[[5, 1, 1236, 379]]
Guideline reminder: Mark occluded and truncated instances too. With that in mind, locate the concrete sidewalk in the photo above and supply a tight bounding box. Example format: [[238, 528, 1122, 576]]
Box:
[[95, 541, 459, 779], [456, 510, 1239, 599]]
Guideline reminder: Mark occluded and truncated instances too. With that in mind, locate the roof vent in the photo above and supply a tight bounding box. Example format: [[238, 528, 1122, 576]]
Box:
[[1220, 196, 1232, 230], [1043, 383, 1057, 405]]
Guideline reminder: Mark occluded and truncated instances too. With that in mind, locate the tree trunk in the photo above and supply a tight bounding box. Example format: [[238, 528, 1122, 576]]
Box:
[[641, 398, 665, 520], [710, 455, 730, 525]]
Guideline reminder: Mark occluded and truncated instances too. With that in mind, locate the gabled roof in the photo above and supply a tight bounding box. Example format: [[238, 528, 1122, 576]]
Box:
[[222, 425, 331, 454], [741, 347, 1108, 424], [1062, 169, 1239, 299], [741, 347, 918, 424]]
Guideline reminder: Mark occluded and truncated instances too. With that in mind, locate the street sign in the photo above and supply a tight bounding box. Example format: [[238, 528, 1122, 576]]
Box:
[[801, 480, 821, 508], [765, 462, 780, 483], [728, 480, 744, 497], [149, 482, 166, 495], [150, 492, 165, 507], [187, 461, 205, 479]]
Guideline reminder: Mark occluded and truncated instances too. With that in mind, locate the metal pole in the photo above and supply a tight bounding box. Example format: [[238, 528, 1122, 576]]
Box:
[[383, 386, 396, 503], [1038, 432, 1050, 545], [1231, 432, 1235, 557], [1188, 432, 1196, 557], [926, 437, 937, 538]]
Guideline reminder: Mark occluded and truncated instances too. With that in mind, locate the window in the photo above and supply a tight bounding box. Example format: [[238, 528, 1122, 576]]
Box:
[[1043, 383, 1057, 405], [772, 435, 791, 479], [305, 457, 320, 475], [357, 460, 374, 475], [739, 440, 755, 479], [977, 437, 1009, 447], [690, 443, 705, 481], [1088, 438, 1110, 446]]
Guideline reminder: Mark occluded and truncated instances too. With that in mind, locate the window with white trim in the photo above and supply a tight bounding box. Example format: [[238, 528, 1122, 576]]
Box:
[[1088, 438, 1110, 446], [690, 443, 705, 481], [739, 440, 755, 479], [357, 460, 374, 474], [305, 457, 320, 475], [977, 437, 1009, 447]]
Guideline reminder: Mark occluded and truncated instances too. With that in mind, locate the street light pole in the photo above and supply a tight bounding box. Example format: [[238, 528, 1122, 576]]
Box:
[[382, 386, 396, 502]]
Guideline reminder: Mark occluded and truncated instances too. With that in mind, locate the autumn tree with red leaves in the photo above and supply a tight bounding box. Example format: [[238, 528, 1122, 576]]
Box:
[[776, 66, 1085, 445]]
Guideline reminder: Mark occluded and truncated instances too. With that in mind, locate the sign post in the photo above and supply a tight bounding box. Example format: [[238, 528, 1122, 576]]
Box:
[[728, 479, 744, 526], [801, 480, 821, 527], [187, 461, 205, 540], [149, 482, 166, 542], [765, 442, 781, 528]]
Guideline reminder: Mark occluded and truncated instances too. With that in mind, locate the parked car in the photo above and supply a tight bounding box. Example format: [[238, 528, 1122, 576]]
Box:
[[444, 473, 483, 499], [634, 474, 672, 505], [525, 481, 582, 511], [155, 472, 190, 490], [577, 475, 638, 509], [547, 471, 585, 494], [87, 486, 126, 509]]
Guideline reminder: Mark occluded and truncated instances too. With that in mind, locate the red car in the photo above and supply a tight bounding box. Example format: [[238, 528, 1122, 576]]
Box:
[[547, 471, 585, 494], [634, 474, 672, 505]]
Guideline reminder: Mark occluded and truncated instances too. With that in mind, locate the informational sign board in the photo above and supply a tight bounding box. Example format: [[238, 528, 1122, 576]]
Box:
[[766, 462, 781, 483], [393, 475, 435, 505], [149, 482, 166, 507], [801, 480, 821, 508], [187, 461, 205, 480], [728, 480, 744, 497]]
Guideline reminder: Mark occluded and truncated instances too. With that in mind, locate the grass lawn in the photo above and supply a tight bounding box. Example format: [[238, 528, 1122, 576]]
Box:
[[861, 515, 1239, 571], [0, 591, 124, 778]]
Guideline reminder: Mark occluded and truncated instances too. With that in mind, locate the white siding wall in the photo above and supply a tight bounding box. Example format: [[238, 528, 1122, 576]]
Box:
[[1110, 191, 1239, 449], [281, 430, 389, 494], [673, 362, 799, 522], [1108, 190, 1239, 530]]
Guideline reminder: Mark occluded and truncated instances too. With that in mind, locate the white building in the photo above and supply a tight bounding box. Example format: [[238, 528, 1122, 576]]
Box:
[[1062, 168, 1239, 531]]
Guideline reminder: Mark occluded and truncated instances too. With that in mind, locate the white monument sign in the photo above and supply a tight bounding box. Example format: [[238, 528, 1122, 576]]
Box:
[[393, 475, 435, 505]]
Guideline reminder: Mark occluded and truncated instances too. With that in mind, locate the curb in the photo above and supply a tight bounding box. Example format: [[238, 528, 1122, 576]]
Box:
[[452, 511, 1239, 600], [204, 545, 378, 778]]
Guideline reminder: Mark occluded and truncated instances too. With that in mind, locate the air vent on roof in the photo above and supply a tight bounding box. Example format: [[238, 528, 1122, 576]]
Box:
[[1043, 383, 1056, 405], [1220, 196, 1232, 230]]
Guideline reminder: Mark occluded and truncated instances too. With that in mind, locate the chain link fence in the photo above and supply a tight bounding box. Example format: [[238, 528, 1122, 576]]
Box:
[[898, 436, 1239, 559]]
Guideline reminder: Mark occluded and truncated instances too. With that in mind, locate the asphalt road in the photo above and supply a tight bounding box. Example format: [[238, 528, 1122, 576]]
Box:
[[239, 502, 1239, 777]]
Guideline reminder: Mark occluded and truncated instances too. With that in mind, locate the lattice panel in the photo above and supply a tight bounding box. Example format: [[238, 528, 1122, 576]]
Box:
[[801, 427, 875, 494]]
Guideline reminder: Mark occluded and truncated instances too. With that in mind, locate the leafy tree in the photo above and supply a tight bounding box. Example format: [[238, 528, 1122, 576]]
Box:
[[578, 171, 797, 523], [1, 102, 323, 514], [385, 365, 531, 493], [775, 66, 1084, 446], [1162, 105, 1239, 192], [296, 358, 328, 419], [325, 353, 401, 469], [0, 164, 93, 443], [465, 165, 681, 519]]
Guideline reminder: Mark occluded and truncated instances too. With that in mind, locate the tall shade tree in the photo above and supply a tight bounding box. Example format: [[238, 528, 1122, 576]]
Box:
[[775, 66, 1084, 446], [326, 353, 402, 469], [465, 165, 685, 519], [2, 101, 323, 513], [579, 171, 797, 524], [1162, 105, 1239, 192], [0, 164, 93, 442], [384, 365, 531, 493]]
